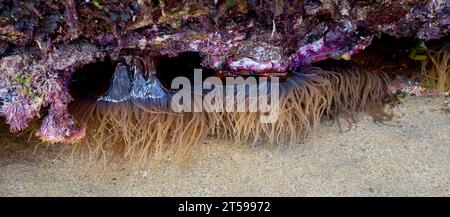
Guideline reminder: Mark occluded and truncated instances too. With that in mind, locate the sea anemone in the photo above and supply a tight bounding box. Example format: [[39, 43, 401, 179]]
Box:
[[421, 46, 450, 94], [67, 53, 392, 164]]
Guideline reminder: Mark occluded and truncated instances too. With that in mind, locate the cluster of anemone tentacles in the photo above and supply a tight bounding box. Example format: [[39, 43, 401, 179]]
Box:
[[421, 48, 450, 94], [69, 61, 392, 165]]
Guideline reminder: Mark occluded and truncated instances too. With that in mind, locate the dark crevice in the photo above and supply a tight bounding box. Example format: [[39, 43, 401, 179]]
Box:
[[312, 34, 425, 74], [155, 51, 215, 90], [68, 52, 217, 101], [69, 56, 115, 100]]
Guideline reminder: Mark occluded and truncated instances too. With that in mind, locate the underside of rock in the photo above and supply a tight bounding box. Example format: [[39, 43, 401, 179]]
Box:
[[0, 0, 448, 148]]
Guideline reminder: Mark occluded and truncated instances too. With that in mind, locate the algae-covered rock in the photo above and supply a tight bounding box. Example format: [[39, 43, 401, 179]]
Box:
[[0, 0, 448, 142]]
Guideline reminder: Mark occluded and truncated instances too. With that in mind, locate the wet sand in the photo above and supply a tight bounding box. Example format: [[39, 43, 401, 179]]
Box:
[[0, 96, 449, 196]]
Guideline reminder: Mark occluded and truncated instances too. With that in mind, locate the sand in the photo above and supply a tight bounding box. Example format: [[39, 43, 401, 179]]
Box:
[[0, 96, 449, 196]]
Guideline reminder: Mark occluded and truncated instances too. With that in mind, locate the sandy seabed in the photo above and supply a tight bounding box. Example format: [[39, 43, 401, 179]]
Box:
[[0, 96, 448, 196]]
